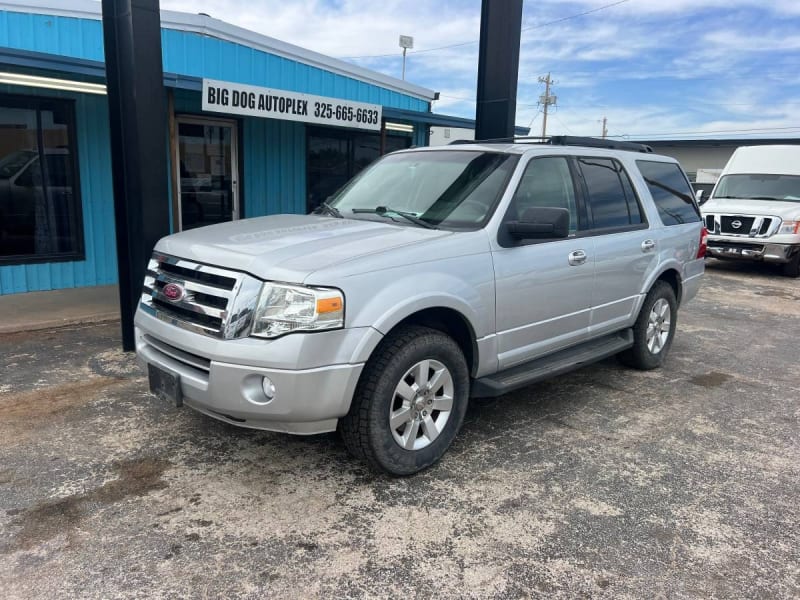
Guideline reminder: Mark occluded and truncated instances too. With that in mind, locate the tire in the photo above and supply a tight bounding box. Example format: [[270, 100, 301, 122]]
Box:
[[781, 251, 800, 278], [340, 325, 470, 476], [618, 281, 678, 370]]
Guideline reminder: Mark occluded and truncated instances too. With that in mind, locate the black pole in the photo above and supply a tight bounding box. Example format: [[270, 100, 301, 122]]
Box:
[[474, 0, 523, 140], [101, 0, 171, 351]]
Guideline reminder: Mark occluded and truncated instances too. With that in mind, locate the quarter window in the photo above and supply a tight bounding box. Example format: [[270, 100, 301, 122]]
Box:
[[636, 160, 701, 225], [578, 157, 643, 229], [0, 95, 83, 264]]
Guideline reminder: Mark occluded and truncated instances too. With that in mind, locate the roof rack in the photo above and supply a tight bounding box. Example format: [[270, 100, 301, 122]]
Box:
[[449, 135, 653, 153]]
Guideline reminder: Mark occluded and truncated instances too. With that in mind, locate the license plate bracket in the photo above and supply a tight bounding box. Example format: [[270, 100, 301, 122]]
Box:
[[148, 363, 183, 407]]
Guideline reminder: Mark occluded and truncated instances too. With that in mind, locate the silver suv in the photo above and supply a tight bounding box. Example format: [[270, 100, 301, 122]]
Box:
[[135, 137, 705, 475]]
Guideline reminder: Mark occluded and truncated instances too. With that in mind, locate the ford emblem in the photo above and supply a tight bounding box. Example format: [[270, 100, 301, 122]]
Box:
[[162, 282, 185, 302], [731, 220, 743, 229]]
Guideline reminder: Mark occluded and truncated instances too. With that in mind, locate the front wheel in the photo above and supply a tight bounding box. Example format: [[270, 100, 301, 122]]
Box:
[[781, 251, 800, 278], [340, 325, 470, 476], [619, 281, 678, 370]]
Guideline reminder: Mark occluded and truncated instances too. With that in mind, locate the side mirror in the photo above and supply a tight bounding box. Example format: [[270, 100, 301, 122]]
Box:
[[506, 207, 570, 240], [695, 189, 705, 204]]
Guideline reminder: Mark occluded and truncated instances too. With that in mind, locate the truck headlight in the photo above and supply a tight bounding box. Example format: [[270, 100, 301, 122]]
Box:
[[251, 283, 344, 338], [777, 220, 800, 235]]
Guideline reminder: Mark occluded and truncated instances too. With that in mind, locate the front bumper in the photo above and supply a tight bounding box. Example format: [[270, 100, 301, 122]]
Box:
[[706, 238, 799, 264], [135, 309, 382, 434]]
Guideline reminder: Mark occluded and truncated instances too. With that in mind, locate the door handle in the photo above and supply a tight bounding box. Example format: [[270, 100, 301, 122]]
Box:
[[641, 239, 656, 252], [568, 249, 587, 266]]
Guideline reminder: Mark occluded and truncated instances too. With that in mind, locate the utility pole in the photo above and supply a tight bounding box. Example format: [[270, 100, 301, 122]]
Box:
[[538, 73, 557, 138], [601, 116, 608, 139]]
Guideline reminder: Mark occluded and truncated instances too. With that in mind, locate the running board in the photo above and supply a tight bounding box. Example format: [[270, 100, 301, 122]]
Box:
[[470, 329, 634, 398]]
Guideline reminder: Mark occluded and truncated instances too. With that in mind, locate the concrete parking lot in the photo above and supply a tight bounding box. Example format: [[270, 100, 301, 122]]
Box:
[[1, 261, 798, 599]]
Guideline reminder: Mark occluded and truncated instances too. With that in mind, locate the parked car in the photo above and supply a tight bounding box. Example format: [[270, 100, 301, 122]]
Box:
[[135, 137, 705, 475], [701, 145, 800, 277]]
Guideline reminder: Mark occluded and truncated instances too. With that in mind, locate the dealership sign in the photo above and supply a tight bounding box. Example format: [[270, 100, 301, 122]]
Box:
[[202, 79, 382, 131]]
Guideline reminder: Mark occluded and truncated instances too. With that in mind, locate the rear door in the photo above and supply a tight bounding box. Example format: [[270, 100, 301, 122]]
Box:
[[575, 156, 658, 335], [492, 155, 595, 369]]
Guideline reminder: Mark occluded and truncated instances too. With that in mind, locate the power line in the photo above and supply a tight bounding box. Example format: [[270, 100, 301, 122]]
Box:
[[610, 125, 800, 138], [338, 0, 631, 60]]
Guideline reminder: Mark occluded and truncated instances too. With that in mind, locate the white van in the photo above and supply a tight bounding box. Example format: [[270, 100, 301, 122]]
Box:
[[701, 145, 800, 277]]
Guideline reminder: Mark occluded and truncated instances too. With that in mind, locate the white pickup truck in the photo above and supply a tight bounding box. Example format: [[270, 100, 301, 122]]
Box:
[[701, 145, 800, 277]]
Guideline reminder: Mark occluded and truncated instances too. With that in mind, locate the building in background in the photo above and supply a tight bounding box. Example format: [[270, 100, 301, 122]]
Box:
[[639, 138, 800, 184], [0, 0, 491, 295], [429, 122, 530, 146]]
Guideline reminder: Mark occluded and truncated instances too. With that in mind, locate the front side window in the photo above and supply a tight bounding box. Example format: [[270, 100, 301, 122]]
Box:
[[637, 160, 701, 225], [329, 150, 518, 230], [578, 157, 643, 230], [509, 156, 578, 232], [0, 95, 83, 264]]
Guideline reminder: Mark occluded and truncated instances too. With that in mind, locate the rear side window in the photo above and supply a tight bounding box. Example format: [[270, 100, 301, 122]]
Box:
[[637, 160, 701, 225], [578, 157, 643, 229]]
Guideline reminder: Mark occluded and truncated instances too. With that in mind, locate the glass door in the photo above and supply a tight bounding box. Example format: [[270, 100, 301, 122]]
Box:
[[176, 117, 238, 230]]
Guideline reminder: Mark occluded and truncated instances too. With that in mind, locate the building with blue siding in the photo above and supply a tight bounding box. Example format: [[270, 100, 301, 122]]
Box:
[[0, 0, 484, 295]]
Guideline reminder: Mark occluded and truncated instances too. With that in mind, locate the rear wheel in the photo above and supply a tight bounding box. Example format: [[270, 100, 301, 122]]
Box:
[[340, 325, 469, 476], [619, 281, 677, 370]]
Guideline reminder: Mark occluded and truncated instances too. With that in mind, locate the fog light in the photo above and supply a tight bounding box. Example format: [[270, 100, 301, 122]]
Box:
[[262, 377, 276, 400]]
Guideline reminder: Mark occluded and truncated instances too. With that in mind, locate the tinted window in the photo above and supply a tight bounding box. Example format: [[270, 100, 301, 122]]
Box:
[[579, 158, 643, 229], [510, 157, 578, 232], [0, 95, 83, 264], [637, 160, 701, 224]]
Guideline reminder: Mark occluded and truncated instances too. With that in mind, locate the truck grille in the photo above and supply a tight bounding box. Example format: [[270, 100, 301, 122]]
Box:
[[704, 214, 776, 238], [140, 253, 263, 339]]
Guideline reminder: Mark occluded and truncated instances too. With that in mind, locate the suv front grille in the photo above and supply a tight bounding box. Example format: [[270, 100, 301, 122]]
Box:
[[704, 214, 777, 238], [140, 253, 263, 339]]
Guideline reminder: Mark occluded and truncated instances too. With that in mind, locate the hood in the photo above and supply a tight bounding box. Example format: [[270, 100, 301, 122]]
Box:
[[701, 198, 800, 220], [155, 214, 453, 283]]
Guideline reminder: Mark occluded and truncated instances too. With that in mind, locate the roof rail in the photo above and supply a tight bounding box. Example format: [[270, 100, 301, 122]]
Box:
[[448, 134, 652, 153], [548, 135, 653, 153]]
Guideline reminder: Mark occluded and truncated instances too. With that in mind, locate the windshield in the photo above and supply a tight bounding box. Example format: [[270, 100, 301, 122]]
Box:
[[328, 150, 518, 229], [712, 174, 800, 202], [0, 150, 36, 179]]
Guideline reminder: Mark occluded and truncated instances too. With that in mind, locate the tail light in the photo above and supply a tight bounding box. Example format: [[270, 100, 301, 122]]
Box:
[[697, 226, 708, 259]]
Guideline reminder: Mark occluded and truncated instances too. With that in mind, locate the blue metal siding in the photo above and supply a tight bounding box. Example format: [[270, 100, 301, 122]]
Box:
[[159, 29, 428, 112], [243, 118, 306, 217], [0, 9, 428, 111], [0, 85, 116, 294], [0, 12, 104, 61]]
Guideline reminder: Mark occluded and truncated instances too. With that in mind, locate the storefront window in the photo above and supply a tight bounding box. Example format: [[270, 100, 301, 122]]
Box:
[[307, 127, 411, 212], [0, 95, 83, 264]]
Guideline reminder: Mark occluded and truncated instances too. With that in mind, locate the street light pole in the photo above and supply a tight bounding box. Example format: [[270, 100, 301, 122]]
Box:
[[399, 35, 413, 80]]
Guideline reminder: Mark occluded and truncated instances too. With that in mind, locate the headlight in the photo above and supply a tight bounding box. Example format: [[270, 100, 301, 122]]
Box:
[[777, 220, 800, 235], [251, 283, 344, 338]]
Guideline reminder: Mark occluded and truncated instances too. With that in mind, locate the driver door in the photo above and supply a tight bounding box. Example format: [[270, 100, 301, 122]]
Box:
[[491, 156, 595, 369]]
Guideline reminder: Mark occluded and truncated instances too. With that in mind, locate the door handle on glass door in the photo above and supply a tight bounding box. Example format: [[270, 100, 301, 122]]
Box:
[[641, 239, 656, 252], [568, 249, 587, 266]]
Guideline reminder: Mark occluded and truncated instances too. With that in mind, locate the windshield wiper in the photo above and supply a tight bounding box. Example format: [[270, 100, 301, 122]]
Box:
[[314, 201, 343, 218], [351, 206, 437, 229], [748, 196, 783, 201]]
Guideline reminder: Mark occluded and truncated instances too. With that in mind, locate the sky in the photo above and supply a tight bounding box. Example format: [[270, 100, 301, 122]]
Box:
[[159, 0, 800, 140]]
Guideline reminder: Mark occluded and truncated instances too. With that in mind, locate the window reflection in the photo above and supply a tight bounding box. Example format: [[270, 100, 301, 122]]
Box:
[[0, 96, 82, 263]]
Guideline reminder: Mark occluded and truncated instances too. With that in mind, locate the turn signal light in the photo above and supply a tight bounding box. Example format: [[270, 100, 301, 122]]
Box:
[[317, 297, 343, 314]]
